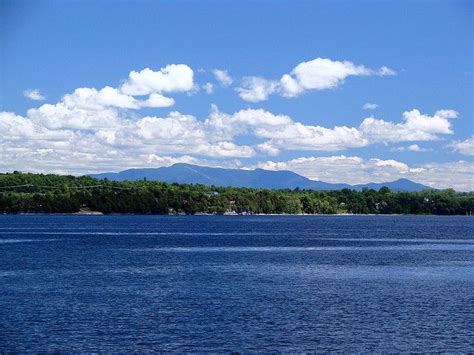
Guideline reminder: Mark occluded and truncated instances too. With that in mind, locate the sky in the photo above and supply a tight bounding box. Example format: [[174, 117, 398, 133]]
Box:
[[0, 0, 473, 190]]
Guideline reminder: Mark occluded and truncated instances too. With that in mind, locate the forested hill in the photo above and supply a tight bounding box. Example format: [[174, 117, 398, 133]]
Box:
[[0, 172, 472, 215]]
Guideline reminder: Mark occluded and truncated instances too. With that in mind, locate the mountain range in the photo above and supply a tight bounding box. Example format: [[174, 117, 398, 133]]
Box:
[[89, 163, 432, 191]]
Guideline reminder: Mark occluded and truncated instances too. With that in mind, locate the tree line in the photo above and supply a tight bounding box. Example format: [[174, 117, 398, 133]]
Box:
[[0, 172, 472, 215]]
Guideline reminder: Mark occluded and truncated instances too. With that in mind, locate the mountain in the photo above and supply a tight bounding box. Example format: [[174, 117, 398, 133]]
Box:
[[352, 178, 432, 192], [89, 163, 432, 191]]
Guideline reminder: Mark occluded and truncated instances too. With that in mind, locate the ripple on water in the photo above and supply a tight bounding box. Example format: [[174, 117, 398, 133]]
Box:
[[0, 215, 472, 352]]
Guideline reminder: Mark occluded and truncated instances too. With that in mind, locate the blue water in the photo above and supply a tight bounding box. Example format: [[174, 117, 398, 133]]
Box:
[[1, 215, 473, 352]]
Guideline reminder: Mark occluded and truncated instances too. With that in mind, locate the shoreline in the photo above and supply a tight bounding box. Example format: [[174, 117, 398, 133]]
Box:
[[0, 212, 471, 217]]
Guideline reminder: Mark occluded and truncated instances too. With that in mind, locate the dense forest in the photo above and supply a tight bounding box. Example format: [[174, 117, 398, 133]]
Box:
[[0, 172, 472, 215]]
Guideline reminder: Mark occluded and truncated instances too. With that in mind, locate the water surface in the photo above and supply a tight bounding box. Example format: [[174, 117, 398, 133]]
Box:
[[1, 215, 473, 352]]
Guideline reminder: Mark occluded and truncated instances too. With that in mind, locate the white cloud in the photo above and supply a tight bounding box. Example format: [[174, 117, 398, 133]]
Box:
[[256, 156, 418, 184], [0, 108, 256, 175], [2, 97, 267, 177], [378, 66, 397, 76], [370, 158, 410, 172], [449, 136, 474, 156], [279, 74, 304, 97], [203, 82, 214, 94], [237, 77, 278, 102], [391, 144, 431, 152], [255, 123, 367, 151], [413, 161, 473, 191], [21, 64, 200, 133], [229, 108, 293, 127], [407, 144, 427, 152], [63, 87, 140, 110], [139, 93, 175, 108], [208, 107, 455, 153], [204, 106, 293, 142], [23, 89, 46, 101], [363, 102, 378, 110], [257, 142, 280, 156], [213, 69, 233, 87], [206, 106, 367, 151], [0, 112, 37, 138], [359, 109, 457, 143], [120, 64, 195, 96], [283, 58, 372, 93], [255, 156, 473, 191], [135, 113, 207, 143], [194, 141, 255, 158], [26, 102, 121, 131], [238, 57, 396, 102], [63, 86, 174, 110]]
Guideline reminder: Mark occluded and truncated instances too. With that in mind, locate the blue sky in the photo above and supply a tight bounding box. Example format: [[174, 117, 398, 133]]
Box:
[[1, 0, 473, 190]]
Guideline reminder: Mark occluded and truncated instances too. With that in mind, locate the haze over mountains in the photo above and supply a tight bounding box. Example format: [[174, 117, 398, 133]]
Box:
[[89, 163, 432, 191]]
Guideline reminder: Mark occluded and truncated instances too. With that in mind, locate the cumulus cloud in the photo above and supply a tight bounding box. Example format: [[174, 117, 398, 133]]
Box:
[[363, 102, 378, 110], [255, 123, 367, 151], [238, 57, 396, 102], [63, 87, 140, 110], [370, 158, 410, 171], [281, 58, 373, 94], [255, 156, 473, 191], [62, 86, 174, 110], [236, 77, 278, 102], [206, 106, 368, 151], [407, 144, 428, 152], [23, 65, 194, 126], [23, 89, 46, 101], [140, 93, 175, 108], [213, 69, 233, 87], [120, 64, 195, 96], [449, 136, 474, 156], [26, 102, 120, 131], [360, 109, 457, 143]]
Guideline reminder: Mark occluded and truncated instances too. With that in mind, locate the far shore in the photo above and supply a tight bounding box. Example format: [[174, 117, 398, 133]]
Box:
[[1, 212, 471, 217]]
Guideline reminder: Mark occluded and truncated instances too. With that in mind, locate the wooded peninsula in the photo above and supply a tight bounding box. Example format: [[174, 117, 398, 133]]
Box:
[[0, 172, 472, 215]]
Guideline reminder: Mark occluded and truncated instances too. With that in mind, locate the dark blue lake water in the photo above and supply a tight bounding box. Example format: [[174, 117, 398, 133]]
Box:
[[1, 215, 473, 352]]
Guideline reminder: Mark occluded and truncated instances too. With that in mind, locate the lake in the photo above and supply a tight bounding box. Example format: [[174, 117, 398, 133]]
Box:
[[1, 215, 473, 352]]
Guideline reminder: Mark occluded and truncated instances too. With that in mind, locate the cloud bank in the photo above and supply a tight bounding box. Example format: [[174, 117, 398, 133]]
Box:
[[256, 156, 473, 191], [3, 62, 470, 190]]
